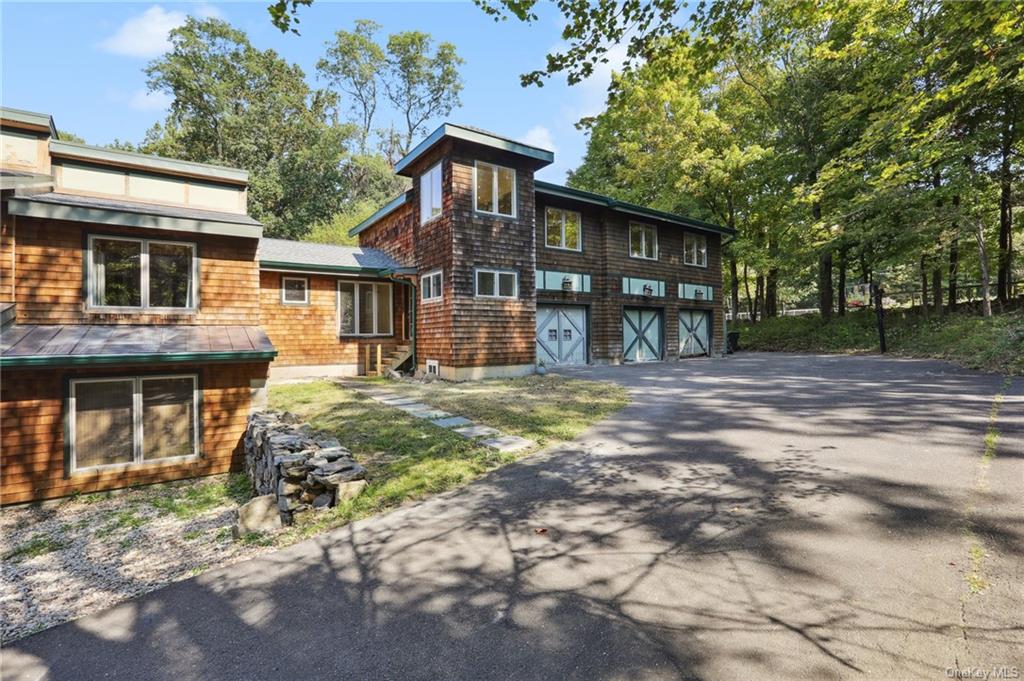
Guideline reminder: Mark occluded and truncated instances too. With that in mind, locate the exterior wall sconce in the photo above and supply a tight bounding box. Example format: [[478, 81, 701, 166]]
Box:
[[562, 276, 575, 291], [642, 284, 654, 296], [694, 288, 704, 300]]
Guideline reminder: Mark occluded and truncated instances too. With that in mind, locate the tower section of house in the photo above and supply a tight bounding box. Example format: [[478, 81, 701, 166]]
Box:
[[534, 183, 730, 365], [1, 107, 275, 504], [353, 125, 555, 380]]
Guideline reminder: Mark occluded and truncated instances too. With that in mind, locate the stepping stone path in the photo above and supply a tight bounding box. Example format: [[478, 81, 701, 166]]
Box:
[[346, 385, 536, 453]]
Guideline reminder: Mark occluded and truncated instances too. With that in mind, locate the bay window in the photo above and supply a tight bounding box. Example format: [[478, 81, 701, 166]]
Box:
[[474, 161, 515, 217], [338, 281, 392, 335], [87, 235, 196, 311], [69, 375, 199, 472]]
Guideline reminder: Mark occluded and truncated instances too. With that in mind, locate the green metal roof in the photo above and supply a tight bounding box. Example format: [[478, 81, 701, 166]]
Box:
[[535, 181, 734, 236], [50, 140, 249, 185], [0, 106, 58, 138], [348, 191, 411, 237], [393, 123, 554, 176]]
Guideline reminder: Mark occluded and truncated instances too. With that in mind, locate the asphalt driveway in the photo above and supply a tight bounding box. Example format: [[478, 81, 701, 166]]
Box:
[[5, 353, 1022, 680]]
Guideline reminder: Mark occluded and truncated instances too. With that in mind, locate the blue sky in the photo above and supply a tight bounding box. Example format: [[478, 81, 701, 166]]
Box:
[[1, 1, 624, 182]]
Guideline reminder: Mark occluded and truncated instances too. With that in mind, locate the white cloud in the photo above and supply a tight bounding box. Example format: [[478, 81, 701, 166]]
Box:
[[521, 125, 557, 153], [99, 4, 224, 59], [129, 89, 173, 111]]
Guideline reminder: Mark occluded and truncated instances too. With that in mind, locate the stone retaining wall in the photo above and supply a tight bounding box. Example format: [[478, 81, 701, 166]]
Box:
[[243, 411, 367, 524]]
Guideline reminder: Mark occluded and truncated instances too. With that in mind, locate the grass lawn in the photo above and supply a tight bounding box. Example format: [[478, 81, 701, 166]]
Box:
[[738, 308, 1024, 375], [269, 374, 628, 538]]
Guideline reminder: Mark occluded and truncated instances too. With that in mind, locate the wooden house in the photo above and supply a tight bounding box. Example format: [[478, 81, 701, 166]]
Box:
[[1, 107, 274, 504]]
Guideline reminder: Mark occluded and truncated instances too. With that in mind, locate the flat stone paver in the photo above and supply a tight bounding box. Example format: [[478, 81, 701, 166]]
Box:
[[19, 356, 1018, 680], [375, 396, 422, 406], [431, 416, 474, 428], [478, 434, 535, 453], [406, 408, 452, 420], [453, 424, 501, 439]]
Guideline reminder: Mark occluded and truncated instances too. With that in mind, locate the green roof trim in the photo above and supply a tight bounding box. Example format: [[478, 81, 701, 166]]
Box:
[[347, 191, 410, 237], [7, 195, 262, 240], [0, 349, 277, 369], [50, 140, 249, 184], [259, 260, 391, 276], [394, 123, 554, 176], [1, 106, 58, 137], [535, 181, 735, 236]]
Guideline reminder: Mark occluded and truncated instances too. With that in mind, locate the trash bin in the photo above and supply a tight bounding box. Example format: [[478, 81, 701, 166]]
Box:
[[727, 331, 740, 354]]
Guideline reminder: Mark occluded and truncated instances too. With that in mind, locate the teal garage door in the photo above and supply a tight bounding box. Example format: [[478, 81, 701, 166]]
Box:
[[623, 308, 662, 362], [679, 309, 711, 357], [536, 305, 587, 365]]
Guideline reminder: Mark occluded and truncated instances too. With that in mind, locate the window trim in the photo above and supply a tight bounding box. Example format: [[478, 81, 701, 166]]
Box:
[[628, 222, 659, 261], [473, 160, 517, 218], [421, 269, 443, 303], [337, 280, 393, 337], [544, 206, 583, 252], [474, 267, 519, 299], [683, 232, 708, 268], [86, 234, 199, 313], [67, 373, 201, 474], [281, 276, 309, 305], [420, 161, 444, 225]]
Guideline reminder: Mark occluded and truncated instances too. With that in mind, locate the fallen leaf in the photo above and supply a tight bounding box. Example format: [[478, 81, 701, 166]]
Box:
[[534, 528, 548, 534]]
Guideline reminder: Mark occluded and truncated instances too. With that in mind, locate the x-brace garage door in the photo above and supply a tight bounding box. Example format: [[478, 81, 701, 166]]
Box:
[[536, 305, 587, 365], [623, 308, 662, 362]]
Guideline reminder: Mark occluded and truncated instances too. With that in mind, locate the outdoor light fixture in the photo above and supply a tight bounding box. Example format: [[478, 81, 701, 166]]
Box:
[[562, 276, 574, 291], [694, 288, 704, 300], [642, 284, 654, 296]]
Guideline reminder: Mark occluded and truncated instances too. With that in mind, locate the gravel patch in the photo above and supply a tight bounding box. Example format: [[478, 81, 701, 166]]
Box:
[[0, 475, 275, 643]]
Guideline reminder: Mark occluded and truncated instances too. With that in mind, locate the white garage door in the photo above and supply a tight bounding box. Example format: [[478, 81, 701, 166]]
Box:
[[536, 305, 587, 365]]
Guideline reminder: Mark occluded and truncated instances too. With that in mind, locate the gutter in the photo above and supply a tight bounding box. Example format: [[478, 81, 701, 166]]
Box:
[[0, 349, 278, 369]]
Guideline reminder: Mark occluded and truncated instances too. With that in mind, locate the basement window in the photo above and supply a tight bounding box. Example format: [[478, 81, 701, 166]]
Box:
[[426, 360, 440, 376], [69, 375, 200, 472], [281, 276, 309, 305]]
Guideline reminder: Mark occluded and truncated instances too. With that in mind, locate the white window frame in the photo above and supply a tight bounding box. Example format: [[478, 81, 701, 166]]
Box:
[[426, 359, 440, 375], [281, 276, 309, 305], [544, 207, 583, 252], [683, 232, 708, 268], [421, 269, 443, 303], [337, 281, 393, 336], [628, 222, 658, 261], [474, 268, 519, 299], [86, 234, 198, 312], [420, 162, 443, 225], [473, 161, 517, 218], [68, 374, 201, 474]]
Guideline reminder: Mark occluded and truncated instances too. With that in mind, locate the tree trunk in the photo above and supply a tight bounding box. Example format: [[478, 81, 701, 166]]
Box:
[[743, 263, 755, 322], [837, 249, 847, 317], [948, 237, 959, 310], [920, 254, 930, 319], [754, 275, 765, 323], [818, 251, 833, 321], [932, 266, 943, 316], [997, 102, 1015, 303], [976, 217, 992, 318], [730, 256, 740, 321], [765, 236, 779, 318]]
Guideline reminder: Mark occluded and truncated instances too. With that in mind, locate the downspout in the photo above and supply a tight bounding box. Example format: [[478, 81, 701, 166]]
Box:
[[387, 274, 417, 371]]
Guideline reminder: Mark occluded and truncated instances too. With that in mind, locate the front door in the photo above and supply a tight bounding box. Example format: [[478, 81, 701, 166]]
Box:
[[679, 309, 711, 357], [536, 305, 587, 365], [623, 308, 662, 362]]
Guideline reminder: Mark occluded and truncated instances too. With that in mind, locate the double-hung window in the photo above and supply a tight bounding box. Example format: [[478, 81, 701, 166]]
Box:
[[545, 207, 582, 251], [338, 281, 392, 335], [87, 235, 197, 311], [420, 162, 443, 224], [474, 161, 516, 217], [69, 375, 199, 472], [629, 222, 658, 260], [475, 268, 518, 299], [683, 233, 708, 267], [421, 269, 443, 302], [281, 276, 309, 304]]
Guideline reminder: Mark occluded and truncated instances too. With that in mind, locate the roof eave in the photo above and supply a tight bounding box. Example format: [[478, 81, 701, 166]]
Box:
[[259, 260, 390, 276], [347, 191, 410, 238], [0, 349, 278, 369], [393, 123, 554, 176], [49, 140, 249, 185]]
